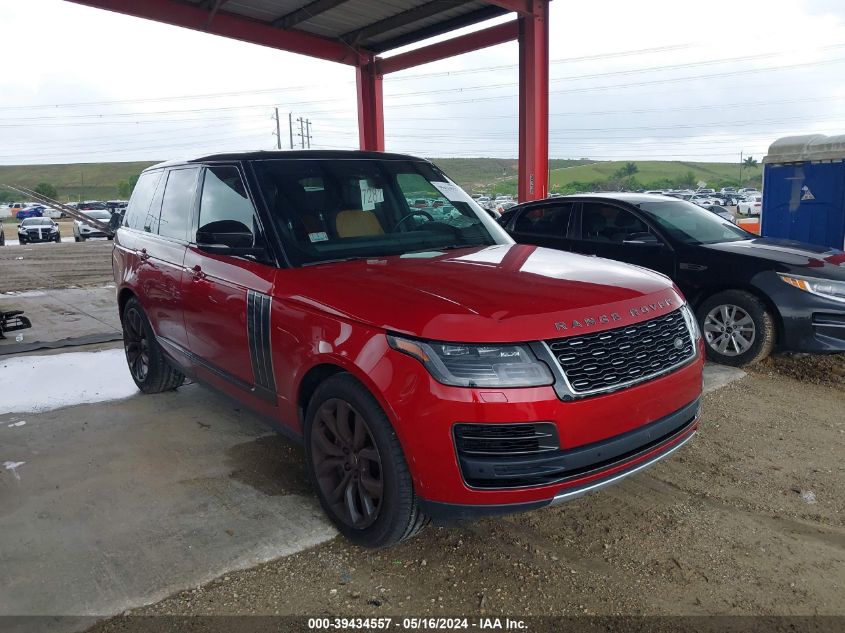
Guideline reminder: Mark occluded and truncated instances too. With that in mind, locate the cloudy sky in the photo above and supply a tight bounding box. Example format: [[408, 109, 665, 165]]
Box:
[[2, 0, 845, 164]]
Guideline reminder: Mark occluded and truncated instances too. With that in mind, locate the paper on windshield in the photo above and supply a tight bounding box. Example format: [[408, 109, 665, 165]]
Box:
[[431, 181, 474, 204], [360, 179, 384, 211]]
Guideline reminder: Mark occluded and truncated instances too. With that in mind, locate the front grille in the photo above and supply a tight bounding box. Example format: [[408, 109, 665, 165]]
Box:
[[453, 423, 559, 457], [548, 309, 694, 394]]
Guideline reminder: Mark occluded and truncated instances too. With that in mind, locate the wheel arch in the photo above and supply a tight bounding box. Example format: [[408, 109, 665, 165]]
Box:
[[117, 287, 137, 321], [296, 362, 346, 425]]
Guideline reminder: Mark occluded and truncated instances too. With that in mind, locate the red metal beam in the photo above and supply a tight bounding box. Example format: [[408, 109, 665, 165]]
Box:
[[517, 1, 549, 201], [484, 0, 533, 15], [64, 0, 366, 65], [376, 20, 518, 75], [356, 60, 385, 151]]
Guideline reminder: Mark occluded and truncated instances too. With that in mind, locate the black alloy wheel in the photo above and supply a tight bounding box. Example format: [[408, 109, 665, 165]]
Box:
[[123, 305, 150, 383], [304, 373, 429, 547], [310, 398, 383, 529], [121, 297, 185, 393]]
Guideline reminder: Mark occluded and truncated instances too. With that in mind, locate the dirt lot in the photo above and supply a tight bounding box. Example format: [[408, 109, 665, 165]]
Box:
[[0, 238, 113, 292], [85, 357, 844, 627]]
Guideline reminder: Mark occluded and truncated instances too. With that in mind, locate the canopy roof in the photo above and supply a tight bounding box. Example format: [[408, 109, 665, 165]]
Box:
[[764, 134, 845, 164], [179, 0, 510, 53]]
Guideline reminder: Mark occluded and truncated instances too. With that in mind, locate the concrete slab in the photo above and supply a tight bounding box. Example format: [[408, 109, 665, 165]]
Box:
[[0, 286, 120, 353], [0, 382, 336, 618], [0, 347, 744, 623], [703, 362, 746, 394]]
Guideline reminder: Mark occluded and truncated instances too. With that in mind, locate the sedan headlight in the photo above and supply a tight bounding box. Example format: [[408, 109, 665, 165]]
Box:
[[680, 303, 701, 340], [387, 335, 554, 388], [779, 273, 845, 304]]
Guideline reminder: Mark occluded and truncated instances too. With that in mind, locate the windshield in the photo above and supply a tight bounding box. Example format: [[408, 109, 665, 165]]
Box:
[[253, 159, 509, 266], [635, 199, 751, 244], [84, 210, 111, 221], [21, 218, 52, 226]]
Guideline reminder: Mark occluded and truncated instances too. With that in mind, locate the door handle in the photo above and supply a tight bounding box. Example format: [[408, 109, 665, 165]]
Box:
[[138, 248, 150, 261], [191, 264, 206, 281]]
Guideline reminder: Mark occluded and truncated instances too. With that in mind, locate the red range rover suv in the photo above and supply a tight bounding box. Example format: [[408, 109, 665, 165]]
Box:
[[114, 151, 704, 547]]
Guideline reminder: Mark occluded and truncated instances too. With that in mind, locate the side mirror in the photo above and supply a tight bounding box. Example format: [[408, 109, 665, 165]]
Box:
[[196, 220, 265, 257]]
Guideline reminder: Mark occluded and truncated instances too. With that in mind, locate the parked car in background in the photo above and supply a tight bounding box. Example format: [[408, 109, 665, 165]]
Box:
[[73, 209, 114, 241], [17, 217, 61, 244], [689, 194, 719, 207], [499, 193, 845, 366], [16, 205, 45, 220], [737, 195, 763, 215], [114, 150, 704, 547], [41, 207, 63, 219], [106, 200, 129, 214]]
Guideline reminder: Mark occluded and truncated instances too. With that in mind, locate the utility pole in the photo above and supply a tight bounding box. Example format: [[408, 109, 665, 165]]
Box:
[[739, 151, 743, 187], [288, 112, 294, 150], [295, 117, 313, 149], [272, 108, 282, 149]]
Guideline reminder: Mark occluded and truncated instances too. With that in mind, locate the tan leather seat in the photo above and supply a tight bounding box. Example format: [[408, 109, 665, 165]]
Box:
[[335, 209, 384, 238]]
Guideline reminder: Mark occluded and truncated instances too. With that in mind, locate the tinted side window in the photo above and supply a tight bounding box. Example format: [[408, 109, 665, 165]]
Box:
[[581, 203, 653, 243], [197, 166, 257, 239], [514, 204, 572, 235], [157, 168, 199, 241], [124, 170, 162, 231]]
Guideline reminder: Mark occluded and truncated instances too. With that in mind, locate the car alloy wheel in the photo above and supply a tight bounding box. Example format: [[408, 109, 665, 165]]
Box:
[[703, 303, 756, 357], [123, 306, 150, 381], [310, 398, 383, 529]]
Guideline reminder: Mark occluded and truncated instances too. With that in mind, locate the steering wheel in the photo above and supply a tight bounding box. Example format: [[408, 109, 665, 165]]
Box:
[[393, 210, 434, 232]]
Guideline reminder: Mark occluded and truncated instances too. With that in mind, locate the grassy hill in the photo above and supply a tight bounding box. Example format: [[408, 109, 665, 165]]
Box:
[[431, 158, 594, 193], [487, 160, 763, 195], [0, 161, 156, 202], [1, 158, 762, 203]]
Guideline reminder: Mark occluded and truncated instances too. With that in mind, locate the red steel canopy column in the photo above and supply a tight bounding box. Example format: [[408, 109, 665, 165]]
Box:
[[517, 1, 550, 201], [356, 57, 385, 151]]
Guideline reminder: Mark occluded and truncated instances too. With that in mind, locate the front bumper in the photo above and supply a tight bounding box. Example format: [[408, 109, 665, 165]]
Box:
[[420, 415, 697, 523], [19, 232, 58, 242], [383, 346, 704, 509], [756, 276, 845, 353]]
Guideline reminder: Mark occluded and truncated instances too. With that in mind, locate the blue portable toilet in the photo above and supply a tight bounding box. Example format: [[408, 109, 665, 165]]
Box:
[[762, 134, 845, 250]]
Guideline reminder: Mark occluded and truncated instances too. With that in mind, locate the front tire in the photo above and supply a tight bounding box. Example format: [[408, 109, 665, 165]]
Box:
[[697, 290, 775, 366], [122, 297, 185, 393], [304, 373, 428, 548]]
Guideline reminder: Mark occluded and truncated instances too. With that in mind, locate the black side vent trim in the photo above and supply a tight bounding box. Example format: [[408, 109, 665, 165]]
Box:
[[247, 290, 276, 394]]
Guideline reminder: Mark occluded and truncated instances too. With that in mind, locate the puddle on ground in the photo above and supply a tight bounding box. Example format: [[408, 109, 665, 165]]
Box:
[[0, 349, 137, 414], [225, 434, 312, 497]]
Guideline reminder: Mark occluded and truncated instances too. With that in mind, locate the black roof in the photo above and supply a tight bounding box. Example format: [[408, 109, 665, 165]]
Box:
[[559, 193, 679, 204], [147, 149, 431, 171]]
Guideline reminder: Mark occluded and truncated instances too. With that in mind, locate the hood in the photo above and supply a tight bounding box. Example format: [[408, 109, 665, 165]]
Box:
[[703, 238, 845, 279], [278, 244, 684, 342]]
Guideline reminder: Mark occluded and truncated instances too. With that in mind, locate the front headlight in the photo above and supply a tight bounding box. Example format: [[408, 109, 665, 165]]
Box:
[[779, 273, 845, 304], [387, 335, 554, 388], [680, 303, 701, 340]]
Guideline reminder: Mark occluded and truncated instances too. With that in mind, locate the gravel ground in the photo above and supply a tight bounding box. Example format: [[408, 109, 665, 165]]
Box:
[[0, 237, 113, 292], [87, 358, 844, 628]]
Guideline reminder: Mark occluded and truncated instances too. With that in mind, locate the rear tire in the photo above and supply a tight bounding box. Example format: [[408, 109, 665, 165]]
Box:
[[697, 290, 775, 366], [121, 297, 185, 393], [304, 373, 428, 548]]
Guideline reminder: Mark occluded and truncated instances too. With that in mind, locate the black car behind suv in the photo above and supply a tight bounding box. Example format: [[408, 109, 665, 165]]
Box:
[[499, 193, 845, 366]]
